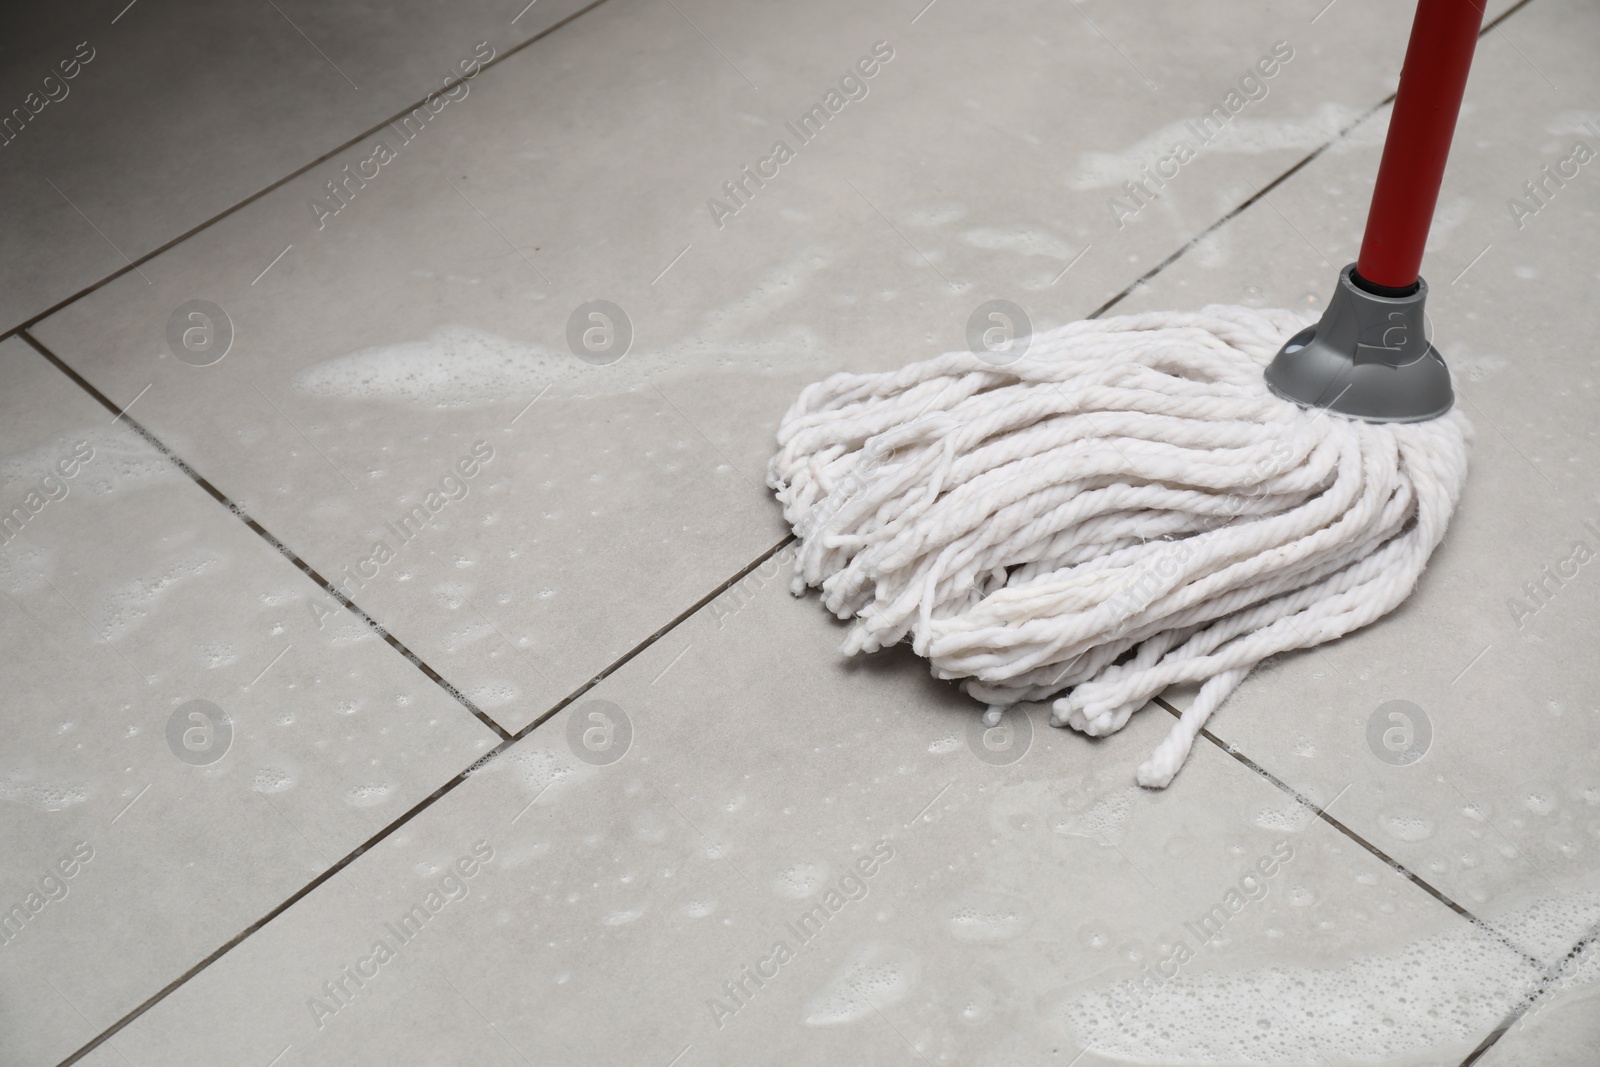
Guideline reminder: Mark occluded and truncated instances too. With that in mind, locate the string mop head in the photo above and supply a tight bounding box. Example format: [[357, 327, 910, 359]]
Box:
[[767, 304, 1470, 787]]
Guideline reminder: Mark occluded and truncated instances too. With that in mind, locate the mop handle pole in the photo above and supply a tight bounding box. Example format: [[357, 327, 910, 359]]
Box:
[[1354, 0, 1486, 292]]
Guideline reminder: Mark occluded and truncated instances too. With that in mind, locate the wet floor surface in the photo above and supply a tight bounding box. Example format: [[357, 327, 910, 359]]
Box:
[[2, 0, 1597, 1064]]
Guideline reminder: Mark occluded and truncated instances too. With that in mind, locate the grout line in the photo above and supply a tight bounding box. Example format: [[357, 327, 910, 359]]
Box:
[[1458, 918, 1600, 1066], [1085, 0, 1539, 323], [1460, 1027, 1511, 1065], [54, 760, 483, 1066], [1110, 0, 1544, 1017], [1152, 696, 1542, 971], [1085, 101, 1390, 321], [502, 533, 795, 744], [4, 0, 1536, 348], [44, 178, 152, 286], [1, 0, 620, 342], [38, 1, 1548, 1061], [16, 329, 513, 746], [51, 532, 794, 1066], [1480, 0, 1546, 48]]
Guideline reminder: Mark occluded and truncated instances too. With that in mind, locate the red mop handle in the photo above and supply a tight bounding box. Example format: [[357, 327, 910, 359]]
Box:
[[1355, 0, 1486, 292]]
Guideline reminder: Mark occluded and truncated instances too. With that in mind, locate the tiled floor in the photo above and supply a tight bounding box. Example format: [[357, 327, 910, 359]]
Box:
[[4, 0, 1597, 1064], [1119, 0, 1600, 974]]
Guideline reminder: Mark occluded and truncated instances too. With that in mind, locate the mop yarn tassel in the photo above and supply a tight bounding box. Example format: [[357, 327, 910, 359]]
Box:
[[768, 305, 1471, 787]]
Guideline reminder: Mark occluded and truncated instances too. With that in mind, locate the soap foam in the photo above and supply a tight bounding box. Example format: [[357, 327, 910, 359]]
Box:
[[464, 680, 519, 709], [1055, 787, 1139, 841], [292, 325, 588, 408], [198, 642, 237, 669], [0, 539, 49, 593], [1062, 893, 1600, 1064], [291, 321, 804, 411], [803, 943, 919, 1026], [961, 225, 1080, 261], [251, 767, 294, 793], [443, 621, 498, 653], [508, 745, 577, 801], [1252, 799, 1317, 833], [1068, 940, 1532, 1062], [344, 783, 393, 808], [698, 248, 831, 344], [1376, 810, 1437, 843], [1484, 889, 1600, 964], [0, 775, 90, 811], [945, 888, 1032, 943], [98, 552, 223, 640], [1549, 110, 1600, 136], [0, 424, 181, 500], [683, 897, 718, 918], [1067, 103, 1384, 190], [773, 861, 829, 899]]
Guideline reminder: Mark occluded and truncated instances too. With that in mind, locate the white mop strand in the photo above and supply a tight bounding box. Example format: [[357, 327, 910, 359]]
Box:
[[768, 305, 1471, 787]]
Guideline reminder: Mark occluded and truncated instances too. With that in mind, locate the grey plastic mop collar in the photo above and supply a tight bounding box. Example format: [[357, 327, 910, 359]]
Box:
[[1263, 264, 1454, 423]]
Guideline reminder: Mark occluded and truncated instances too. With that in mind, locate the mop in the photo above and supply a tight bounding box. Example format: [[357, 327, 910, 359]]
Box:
[[768, 0, 1483, 786]]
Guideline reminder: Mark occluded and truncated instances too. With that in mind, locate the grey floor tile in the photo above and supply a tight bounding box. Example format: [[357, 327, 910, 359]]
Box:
[[0, 336, 497, 1067], [29, 0, 1514, 735], [87, 552, 1541, 1067], [1114, 0, 1600, 959], [0, 0, 598, 332]]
